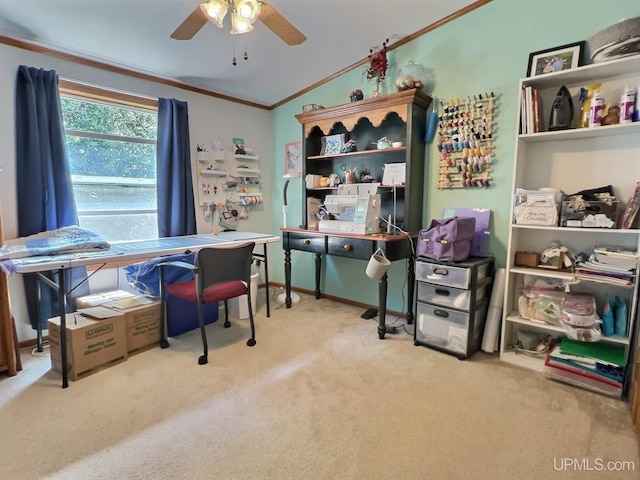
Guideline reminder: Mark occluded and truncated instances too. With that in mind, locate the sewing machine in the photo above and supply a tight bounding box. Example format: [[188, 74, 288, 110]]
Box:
[[318, 193, 381, 234]]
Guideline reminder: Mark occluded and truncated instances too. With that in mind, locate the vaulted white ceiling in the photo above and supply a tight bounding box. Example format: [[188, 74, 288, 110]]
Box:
[[0, 0, 483, 107]]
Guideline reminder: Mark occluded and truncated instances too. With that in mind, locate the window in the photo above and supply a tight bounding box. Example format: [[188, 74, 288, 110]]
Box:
[[59, 81, 158, 242]]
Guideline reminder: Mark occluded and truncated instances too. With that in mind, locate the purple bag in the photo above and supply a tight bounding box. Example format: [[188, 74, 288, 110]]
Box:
[[417, 217, 476, 262]]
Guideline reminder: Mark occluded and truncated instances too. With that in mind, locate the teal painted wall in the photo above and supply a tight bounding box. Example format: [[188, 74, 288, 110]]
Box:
[[269, 0, 640, 313]]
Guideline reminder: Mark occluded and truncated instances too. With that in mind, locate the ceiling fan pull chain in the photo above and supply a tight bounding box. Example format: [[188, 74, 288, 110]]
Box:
[[232, 36, 237, 66], [244, 35, 249, 61]]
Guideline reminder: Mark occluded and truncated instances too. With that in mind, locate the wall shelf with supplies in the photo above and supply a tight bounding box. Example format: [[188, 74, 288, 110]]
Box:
[[234, 154, 259, 161], [196, 142, 264, 232], [306, 147, 406, 161], [235, 168, 261, 177], [500, 54, 640, 399], [200, 169, 227, 177]]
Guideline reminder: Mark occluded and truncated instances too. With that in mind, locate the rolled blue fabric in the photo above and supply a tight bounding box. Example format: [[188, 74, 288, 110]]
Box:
[[425, 109, 438, 143]]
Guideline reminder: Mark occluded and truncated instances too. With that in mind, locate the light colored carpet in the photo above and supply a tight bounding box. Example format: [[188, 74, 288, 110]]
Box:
[[1, 291, 639, 480]]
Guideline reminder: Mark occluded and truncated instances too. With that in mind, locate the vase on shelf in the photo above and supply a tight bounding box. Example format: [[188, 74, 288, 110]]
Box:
[[372, 77, 383, 98]]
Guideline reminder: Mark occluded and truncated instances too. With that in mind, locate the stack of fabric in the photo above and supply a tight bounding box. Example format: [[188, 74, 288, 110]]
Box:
[[0, 225, 111, 274], [544, 336, 625, 398]]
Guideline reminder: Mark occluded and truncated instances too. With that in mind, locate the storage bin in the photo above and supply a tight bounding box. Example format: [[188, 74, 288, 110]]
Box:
[[166, 296, 219, 337], [415, 259, 489, 289], [415, 301, 488, 357], [417, 282, 488, 311], [560, 200, 618, 228]]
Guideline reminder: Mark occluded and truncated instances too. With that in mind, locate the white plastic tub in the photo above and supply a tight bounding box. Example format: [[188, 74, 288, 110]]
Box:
[[228, 265, 260, 319]]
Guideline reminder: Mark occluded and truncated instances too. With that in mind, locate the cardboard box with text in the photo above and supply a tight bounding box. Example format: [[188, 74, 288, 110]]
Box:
[[48, 313, 127, 381], [105, 297, 162, 355]]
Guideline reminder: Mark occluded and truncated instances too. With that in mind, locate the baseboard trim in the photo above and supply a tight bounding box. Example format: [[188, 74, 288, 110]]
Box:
[[18, 337, 48, 349], [267, 282, 407, 319]]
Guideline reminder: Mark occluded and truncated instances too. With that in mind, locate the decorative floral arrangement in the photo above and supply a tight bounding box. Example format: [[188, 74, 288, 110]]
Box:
[[365, 38, 390, 83]]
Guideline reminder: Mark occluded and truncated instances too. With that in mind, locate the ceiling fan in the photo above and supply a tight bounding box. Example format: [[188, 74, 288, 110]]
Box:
[[171, 0, 306, 46]]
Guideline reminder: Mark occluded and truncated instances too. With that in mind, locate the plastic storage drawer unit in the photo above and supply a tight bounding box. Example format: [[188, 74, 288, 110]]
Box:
[[414, 256, 494, 359]]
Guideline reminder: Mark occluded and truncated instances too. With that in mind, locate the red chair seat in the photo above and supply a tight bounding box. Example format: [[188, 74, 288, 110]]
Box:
[[166, 279, 248, 303]]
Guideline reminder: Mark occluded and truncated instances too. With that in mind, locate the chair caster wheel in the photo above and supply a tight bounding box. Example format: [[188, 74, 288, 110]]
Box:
[[160, 339, 170, 349], [198, 355, 208, 365], [224, 320, 231, 328], [247, 338, 256, 347]]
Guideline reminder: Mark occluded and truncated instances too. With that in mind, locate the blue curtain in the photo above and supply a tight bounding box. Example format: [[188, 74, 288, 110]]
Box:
[[156, 98, 196, 237], [15, 65, 89, 329]]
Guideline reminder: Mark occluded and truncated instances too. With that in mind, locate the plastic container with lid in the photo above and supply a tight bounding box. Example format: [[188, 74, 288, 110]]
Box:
[[589, 89, 604, 127], [395, 61, 426, 91], [620, 85, 636, 123]]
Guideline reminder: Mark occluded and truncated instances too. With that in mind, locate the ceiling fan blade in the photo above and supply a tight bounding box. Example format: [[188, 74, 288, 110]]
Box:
[[171, 6, 208, 40], [259, 2, 306, 46]]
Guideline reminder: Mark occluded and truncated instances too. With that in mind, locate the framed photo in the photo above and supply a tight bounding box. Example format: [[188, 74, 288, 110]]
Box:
[[526, 41, 585, 77], [285, 140, 302, 177], [320, 134, 345, 155], [232, 136, 246, 155]]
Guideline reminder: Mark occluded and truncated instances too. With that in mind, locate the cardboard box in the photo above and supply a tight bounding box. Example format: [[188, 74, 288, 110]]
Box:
[[105, 298, 162, 355], [560, 200, 618, 228], [76, 289, 136, 308], [48, 313, 127, 381]]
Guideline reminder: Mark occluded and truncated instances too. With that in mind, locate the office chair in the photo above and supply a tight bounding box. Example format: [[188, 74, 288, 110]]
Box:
[[158, 241, 257, 365]]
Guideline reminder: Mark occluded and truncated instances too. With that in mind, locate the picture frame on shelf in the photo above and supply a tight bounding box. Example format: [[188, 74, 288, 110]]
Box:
[[232, 137, 246, 155], [285, 140, 302, 177], [320, 134, 345, 155], [526, 41, 585, 77]]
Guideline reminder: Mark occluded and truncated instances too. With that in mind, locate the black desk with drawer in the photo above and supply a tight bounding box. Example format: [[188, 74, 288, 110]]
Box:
[[280, 228, 416, 339]]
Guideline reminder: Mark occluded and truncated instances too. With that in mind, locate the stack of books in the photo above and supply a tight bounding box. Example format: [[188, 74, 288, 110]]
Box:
[[544, 336, 625, 398], [520, 86, 542, 134], [574, 246, 638, 286]]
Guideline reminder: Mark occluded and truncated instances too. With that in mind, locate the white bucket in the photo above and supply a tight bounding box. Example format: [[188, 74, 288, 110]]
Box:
[[228, 265, 260, 319], [366, 248, 391, 280]]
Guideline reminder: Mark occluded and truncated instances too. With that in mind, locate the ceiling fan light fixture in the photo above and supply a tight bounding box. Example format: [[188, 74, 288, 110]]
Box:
[[199, 0, 228, 29], [236, 0, 261, 24], [230, 11, 254, 34]]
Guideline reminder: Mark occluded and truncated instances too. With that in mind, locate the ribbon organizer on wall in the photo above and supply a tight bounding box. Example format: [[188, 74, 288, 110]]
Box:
[[436, 92, 497, 190], [197, 138, 263, 232]]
